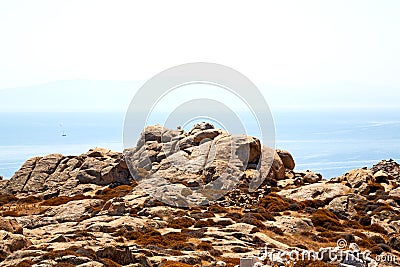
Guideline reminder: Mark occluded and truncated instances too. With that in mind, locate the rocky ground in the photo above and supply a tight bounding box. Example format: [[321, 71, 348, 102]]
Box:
[[0, 123, 400, 267]]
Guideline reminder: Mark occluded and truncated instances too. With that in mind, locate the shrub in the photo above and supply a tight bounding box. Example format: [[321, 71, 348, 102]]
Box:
[[359, 216, 372, 226], [42, 247, 81, 260], [208, 204, 228, 213], [258, 193, 290, 212], [196, 241, 213, 251], [126, 229, 191, 250], [367, 224, 388, 235], [389, 235, 400, 251], [94, 185, 133, 201], [311, 209, 342, 231], [346, 220, 363, 229], [224, 212, 242, 222], [194, 219, 214, 228], [190, 211, 215, 220], [70, 230, 95, 240], [168, 217, 195, 229], [219, 257, 240, 267], [100, 258, 122, 267], [15, 260, 35, 267], [240, 214, 266, 229], [266, 226, 284, 236], [370, 246, 384, 255], [249, 207, 276, 222], [353, 231, 374, 248], [17, 195, 42, 204], [300, 199, 326, 209], [378, 243, 391, 252], [231, 246, 251, 253], [41, 195, 89, 206], [54, 263, 75, 267], [161, 261, 192, 267], [1, 210, 19, 217]]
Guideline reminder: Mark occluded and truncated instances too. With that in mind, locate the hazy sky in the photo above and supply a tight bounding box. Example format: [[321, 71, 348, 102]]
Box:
[[0, 1, 399, 110]]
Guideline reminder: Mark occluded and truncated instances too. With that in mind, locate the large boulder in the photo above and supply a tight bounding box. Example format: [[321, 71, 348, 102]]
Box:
[[276, 149, 295, 170]]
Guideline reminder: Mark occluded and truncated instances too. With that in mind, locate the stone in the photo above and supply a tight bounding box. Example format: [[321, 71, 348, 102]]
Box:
[[374, 170, 390, 184], [44, 199, 103, 223], [327, 194, 365, 220], [278, 182, 350, 202], [76, 150, 131, 185], [0, 230, 32, 255], [192, 129, 222, 143], [302, 171, 322, 183], [0, 218, 23, 234], [339, 168, 375, 189], [101, 197, 127, 216], [189, 122, 215, 135], [276, 149, 295, 170], [49, 234, 68, 243], [96, 245, 136, 265], [264, 216, 313, 234]]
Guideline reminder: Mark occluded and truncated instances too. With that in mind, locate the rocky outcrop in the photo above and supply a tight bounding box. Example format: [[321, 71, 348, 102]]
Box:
[[123, 123, 286, 206], [0, 123, 399, 267], [1, 148, 132, 196]]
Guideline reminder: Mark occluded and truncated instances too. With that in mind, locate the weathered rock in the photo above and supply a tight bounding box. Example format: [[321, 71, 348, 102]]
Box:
[[77, 149, 131, 185], [372, 159, 400, 181], [101, 197, 127, 216], [189, 122, 215, 135], [327, 194, 366, 220], [23, 154, 64, 192], [0, 219, 23, 235], [264, 216, 313, 234], [0, 230, 32, 256], [96, 245, 136, 265], [2, 124, 400, 267], [278, 182, 350, 202], [1, 157, 41, 194], [44, 199, 103, 223], [339, 168, 375, 189], [276, 149, 295, 170], [2, 148, 133, 195]]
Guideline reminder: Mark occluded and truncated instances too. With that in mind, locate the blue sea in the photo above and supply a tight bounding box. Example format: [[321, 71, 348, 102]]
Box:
[[0, 108, 399, 179]]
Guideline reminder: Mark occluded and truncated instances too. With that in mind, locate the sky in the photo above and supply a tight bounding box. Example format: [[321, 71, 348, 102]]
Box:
[[0, 1, 399, 111]]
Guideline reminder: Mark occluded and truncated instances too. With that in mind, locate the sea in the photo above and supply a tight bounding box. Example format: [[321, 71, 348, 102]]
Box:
[[0, 108, 399, 180]]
